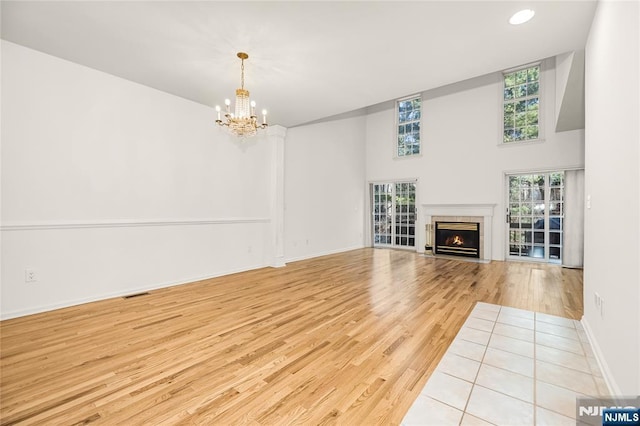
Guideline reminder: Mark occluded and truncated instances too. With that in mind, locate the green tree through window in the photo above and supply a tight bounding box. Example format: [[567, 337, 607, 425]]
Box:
[[397, 96, 421, 156], [503, 65, 540, 143]]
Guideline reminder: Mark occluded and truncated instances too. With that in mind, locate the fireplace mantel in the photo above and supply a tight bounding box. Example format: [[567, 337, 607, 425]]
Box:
[[421, 203, 497, 261], [422, 203, 496, 217]]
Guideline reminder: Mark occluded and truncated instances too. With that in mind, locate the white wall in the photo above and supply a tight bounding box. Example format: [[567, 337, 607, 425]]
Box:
[[284, 116, 366, 262], [1, 41, 276, 319], [365, 60, 585, 260], [583, 0, 640, 395]]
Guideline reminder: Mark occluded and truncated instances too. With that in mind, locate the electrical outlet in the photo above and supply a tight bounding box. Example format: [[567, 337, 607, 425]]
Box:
[[594, 292, 604, 317], [25, 269, 37, 283]]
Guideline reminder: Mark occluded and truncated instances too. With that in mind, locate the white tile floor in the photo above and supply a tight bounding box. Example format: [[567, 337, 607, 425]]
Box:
[[402, 302, 608, 426]]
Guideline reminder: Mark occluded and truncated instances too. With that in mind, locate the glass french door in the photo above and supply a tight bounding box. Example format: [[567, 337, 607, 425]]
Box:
[[372, 182, 416, 248], [507, 172, 564, 263]]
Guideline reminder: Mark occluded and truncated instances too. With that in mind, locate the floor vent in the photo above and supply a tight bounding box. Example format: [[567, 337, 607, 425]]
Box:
[[122, 292, 150, 299]]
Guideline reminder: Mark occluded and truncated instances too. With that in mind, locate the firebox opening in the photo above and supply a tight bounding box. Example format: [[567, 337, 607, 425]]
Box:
[[435, 221, 480, 258]]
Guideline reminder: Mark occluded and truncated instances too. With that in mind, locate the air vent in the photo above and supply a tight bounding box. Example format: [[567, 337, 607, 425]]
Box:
[[122, 292, 150, 299]]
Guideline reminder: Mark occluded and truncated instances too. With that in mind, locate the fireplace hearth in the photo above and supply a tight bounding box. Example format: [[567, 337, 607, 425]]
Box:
[[435, 221, 480, 258]]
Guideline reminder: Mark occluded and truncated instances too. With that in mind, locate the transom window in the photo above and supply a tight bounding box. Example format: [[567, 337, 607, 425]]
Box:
[[503, 64, 540, 143], [396, 96, 421, 157]]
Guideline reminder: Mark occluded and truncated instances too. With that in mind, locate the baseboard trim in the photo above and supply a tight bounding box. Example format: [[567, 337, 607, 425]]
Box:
[[285, 245, 365, 263], [581, 316, 622, 396], [0, 263, 268, 321]]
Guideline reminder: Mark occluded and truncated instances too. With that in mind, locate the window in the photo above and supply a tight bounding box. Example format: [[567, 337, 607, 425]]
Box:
[[503, 64, 540, 143], [396, 96, 421, 157], [372, 182, 416, 248], [507, 172, 564, 263]]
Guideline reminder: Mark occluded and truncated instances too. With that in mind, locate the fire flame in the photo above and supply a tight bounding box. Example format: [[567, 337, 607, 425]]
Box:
[[452, 235, 464, 246]]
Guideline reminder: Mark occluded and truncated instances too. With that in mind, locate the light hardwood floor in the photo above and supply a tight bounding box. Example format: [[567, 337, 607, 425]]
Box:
[[0, 248, 583, 425]]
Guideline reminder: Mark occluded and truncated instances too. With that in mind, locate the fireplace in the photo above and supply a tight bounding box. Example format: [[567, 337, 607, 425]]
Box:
[[435, 221, 480, 258]]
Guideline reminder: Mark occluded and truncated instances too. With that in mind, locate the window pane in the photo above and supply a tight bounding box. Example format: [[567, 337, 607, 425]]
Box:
[[504, 130, 515, 142], [504, 88, 514, 100], [525, 125, 539, 139], [505, 73, 516, 87], [516, 84, 527, 98], [550, 173, 563, 186], [534, 217, 545, 229], [505, 103, 515, 114], [504, 112, 514, 129], [510, 230, 525, 243], [531, 246, 544, 259]]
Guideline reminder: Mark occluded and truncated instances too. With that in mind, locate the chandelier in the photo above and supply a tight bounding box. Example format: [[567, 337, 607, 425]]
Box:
[[215, 52, 268, 137]]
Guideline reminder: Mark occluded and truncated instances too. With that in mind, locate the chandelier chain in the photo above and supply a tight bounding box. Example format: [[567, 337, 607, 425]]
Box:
[[241, 58, 245, 90]]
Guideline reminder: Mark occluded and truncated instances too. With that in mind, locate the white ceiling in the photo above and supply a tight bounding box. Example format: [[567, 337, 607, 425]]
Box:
[[1, 1, 597, 128]]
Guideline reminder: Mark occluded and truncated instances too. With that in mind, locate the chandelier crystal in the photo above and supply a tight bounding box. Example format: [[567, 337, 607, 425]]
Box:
[[215, 52, 268, 137]]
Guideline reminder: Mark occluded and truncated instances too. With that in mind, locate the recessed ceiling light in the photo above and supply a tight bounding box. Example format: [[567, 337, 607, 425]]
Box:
[[509, 9, 535, 25]]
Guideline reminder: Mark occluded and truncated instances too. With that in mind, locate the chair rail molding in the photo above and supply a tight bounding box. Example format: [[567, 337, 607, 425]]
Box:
[[0, 217, 270, 231]]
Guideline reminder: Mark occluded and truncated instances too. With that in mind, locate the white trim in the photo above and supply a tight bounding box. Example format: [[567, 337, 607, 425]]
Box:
[[397, 93, 422, 102], [368, 177, 419, 184], [498, 138, 546, 148], [0, 262, 269, 321], [502, 165, 585, 175], [502, 60, 543, 75], [421, 203, 496, 217], [0, 218, 270, 231], [284, 245, 365, 264], [581, 316, 620, 396], [268, 125, 287, 268]]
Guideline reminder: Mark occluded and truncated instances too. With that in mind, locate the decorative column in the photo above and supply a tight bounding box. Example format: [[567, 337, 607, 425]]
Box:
[[267, 125, 287, 267]]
